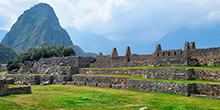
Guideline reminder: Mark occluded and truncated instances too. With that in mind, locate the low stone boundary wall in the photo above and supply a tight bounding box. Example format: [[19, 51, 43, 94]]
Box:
[[194, 69, 220, 81], [7, 87, 32, 95], [0, 75, 71, 85], [195, 83, 220, 97], [0, 79, 32, 96], [80, 68, 195, 80], [81, 68, 220, 82], [125, 80, 194, 96], [72, 76, 129, 84], [70, 75, 220, 98], [71, 76, 194, 96]]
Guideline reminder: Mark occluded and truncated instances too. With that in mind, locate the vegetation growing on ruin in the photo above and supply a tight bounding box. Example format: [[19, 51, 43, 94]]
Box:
[[84, 66, 220, 70], [76, 74, 220, 85], [0, 85, 220, 110], [7, 45, 75, 71]]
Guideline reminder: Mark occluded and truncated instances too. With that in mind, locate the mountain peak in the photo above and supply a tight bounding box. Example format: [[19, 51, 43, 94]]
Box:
[[1, 3, 73, 54]]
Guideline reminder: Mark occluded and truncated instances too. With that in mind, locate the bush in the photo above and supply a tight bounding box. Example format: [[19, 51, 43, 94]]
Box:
[[7, 45, 76, 71], [62, 46, 76, 56]]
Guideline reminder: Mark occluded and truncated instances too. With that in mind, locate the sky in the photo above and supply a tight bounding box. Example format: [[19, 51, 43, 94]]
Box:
[[1, 0, 220, 54]]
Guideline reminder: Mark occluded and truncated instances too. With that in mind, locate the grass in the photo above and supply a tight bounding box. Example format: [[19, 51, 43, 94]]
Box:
[[76, 74, 220, 85], [7, 85, 28, 88], [84, 66, 220, 70], [0, 85, 220, 110], [0, 71, 8, 75]]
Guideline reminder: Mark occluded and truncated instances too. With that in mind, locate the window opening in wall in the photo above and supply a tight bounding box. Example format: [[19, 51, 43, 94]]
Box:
[[168, 52, 170, 56], [157, 53, 159, 57]]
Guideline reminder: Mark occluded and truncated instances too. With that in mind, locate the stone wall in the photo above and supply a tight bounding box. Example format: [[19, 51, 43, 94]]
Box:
[[194, 83, 220, 97], [0, 79, 31, 96], [13, 56, 96, 75], [70, 75, 220, 98], [71, 75, 194, 96], [125, 80, 194, 96], [7, 87, 32, 95], [34, 56, 95, 67], [188, 47, 220, 66], [72, 76, 129, 85], [80, 68, 196, 80], [81, 68, 220, 82], [31, 65, 78, 75], [130, 54, 153, 62], [91, 43, 220, 68], [0, 74, 71, 85], [194, 69, 220, 81], [0, 64, 7, 72]]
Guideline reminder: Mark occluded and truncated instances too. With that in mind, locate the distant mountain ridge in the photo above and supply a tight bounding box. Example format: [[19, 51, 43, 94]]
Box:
[[0, 30, 7, 42], [153, 25, 220, 51], [66, 27, 114, 54], [1, 3, 96, 56]]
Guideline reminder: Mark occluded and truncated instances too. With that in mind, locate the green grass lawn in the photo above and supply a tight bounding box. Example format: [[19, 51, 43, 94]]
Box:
[[0, 85, 220, 110], [84, 66, 220, 70], [0, 71, 7, 75], [76, 74, 220, 85]]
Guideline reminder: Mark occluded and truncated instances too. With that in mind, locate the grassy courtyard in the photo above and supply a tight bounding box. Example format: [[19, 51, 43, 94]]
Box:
[[0, 85, 220, 110]]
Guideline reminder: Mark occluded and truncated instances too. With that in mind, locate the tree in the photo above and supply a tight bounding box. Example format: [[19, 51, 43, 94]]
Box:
[[7, 45, 76, 71], [99, 52, 103, 56], [62, 46, 76, 56]]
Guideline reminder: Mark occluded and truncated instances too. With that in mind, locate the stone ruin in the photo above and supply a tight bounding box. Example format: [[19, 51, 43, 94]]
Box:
[[1, 41, 220, 99], [91, 42, 220, 68], [0, 79, 31, 96], [0, 64, 7, 72]]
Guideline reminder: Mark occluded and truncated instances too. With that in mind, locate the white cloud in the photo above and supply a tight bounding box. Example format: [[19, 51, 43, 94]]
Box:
[[1, 0, 220, 44]]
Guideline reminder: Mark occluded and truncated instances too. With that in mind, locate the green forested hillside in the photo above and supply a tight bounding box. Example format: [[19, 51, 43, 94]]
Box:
[[1, 3, 96, 56], [0, 45, 17, 64]]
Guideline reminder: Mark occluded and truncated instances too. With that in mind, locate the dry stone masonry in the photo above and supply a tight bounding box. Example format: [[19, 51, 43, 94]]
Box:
[[80, 68, 196, 80], [0, 79, 31, 96], [91, 42, 220, 68], [0, 64, 7, 72], [2, 41, 220, 99]]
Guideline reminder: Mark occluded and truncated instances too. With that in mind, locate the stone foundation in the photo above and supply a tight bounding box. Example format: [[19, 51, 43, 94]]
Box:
[[80, 68, 196, 80], [0, 79, 31, 96], [71, 76, 193, 96], [194, 69, 220, 81], [0, 74, 71, 85], [194, 83, 220, 97], [69, 75, 220, 98]]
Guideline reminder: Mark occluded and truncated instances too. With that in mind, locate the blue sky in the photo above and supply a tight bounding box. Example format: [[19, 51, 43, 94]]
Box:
[[1, 0, 220, 54]]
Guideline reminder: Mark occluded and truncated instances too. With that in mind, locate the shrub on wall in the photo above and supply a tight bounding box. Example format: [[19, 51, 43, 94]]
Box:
[[7, 45, 76, 71], [63, 46, 76, 57]]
